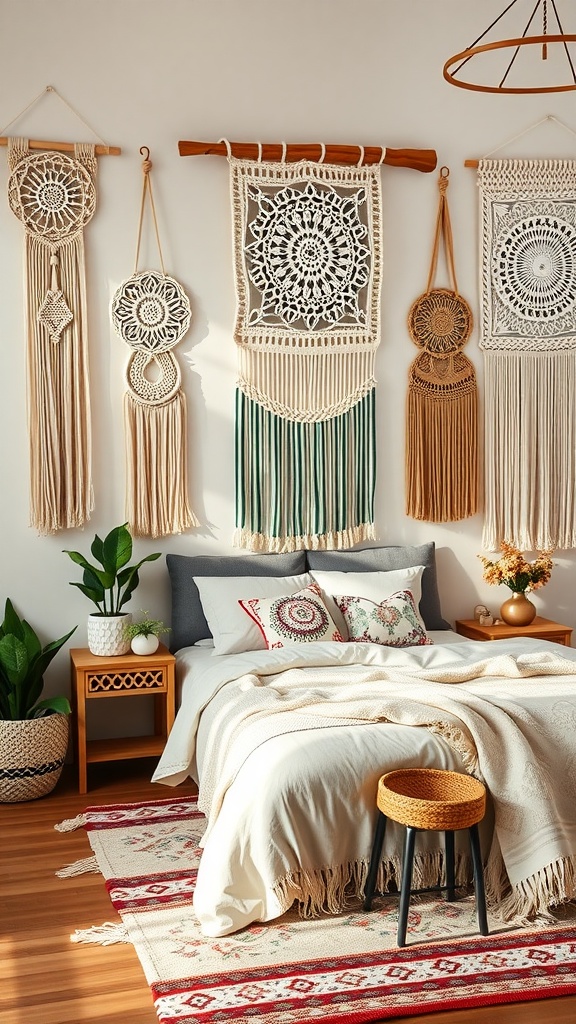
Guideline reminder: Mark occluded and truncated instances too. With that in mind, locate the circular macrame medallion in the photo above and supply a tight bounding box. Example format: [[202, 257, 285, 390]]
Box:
[[270, 593, 330, 642], [408, 288, 473, 354], [125, 350, 181, 407], [111, 270, 192, 353], [8, 151, 96, 243], [492, 214, 576, 321]]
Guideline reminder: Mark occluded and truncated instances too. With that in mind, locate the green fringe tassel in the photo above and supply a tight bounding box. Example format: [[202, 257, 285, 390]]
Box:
[[235, 388, 376, 551]]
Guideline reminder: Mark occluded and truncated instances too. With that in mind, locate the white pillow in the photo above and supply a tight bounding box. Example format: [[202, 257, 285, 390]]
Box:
[[309, 567, 426, 639], [193, 574, 313, 656]]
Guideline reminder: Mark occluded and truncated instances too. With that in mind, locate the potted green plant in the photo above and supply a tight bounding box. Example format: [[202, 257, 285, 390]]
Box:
[[0, 599, 76, 803], [123, 611, 170, 656], [63, 523, 161, 657]]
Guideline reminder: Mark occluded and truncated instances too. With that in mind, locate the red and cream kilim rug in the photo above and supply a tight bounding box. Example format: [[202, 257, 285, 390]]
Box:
[[58, 795, 576, 1023]]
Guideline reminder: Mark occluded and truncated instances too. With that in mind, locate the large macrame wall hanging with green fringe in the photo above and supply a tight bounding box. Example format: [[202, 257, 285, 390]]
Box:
[[111, 148, 198, 539], [7, 137, 97, 534], [226, 149, 383, 552], [478, 158, 576, 551], [406, 167, 478, 523]]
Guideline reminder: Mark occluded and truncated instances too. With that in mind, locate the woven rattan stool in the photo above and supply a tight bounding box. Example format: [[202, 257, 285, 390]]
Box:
[[363, 768, 488, 947]]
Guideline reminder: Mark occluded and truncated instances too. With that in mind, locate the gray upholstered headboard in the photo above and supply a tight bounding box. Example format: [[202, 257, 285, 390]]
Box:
[[166, 542, 449, 652]]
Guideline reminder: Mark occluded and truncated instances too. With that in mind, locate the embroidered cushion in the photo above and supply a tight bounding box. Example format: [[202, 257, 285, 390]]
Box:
[[240, 582, 344, 648], [334, 589, 433, 648], [309, 566, 425, 639]]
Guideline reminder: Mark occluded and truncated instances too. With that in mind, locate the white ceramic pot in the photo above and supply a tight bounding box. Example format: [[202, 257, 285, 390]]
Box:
[[0, 713, 69, 802], [130, 633, 160, 656], [87, 613, 132, 657]]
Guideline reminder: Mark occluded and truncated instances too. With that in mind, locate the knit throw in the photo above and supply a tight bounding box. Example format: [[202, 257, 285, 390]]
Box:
[[7, 137, 96, 533], [478, 158, 576, 550], [228, 158, 382, 552]]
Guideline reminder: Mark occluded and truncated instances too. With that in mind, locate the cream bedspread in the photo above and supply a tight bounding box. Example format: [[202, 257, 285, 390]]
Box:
[[153, 637, 576, 937]]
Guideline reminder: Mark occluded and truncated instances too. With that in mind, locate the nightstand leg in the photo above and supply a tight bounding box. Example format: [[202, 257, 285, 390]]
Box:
[[76, 679, 87, 795]]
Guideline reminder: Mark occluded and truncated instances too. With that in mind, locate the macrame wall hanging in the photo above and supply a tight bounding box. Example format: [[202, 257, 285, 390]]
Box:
[[405, 167, 478, 523], [477, 156, 576, 550], [2, 87, 118, 533], [225, 144, 383, 552], [111, 148, 198, 538]]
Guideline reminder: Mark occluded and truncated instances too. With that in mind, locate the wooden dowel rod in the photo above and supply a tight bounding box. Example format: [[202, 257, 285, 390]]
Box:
[[465, 160, 479, 168], [0, 136, 121, 155], [178, 140, 437, 173]]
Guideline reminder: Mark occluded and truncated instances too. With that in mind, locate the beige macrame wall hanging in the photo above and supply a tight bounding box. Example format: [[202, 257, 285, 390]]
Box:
[[406, 167, 478, 523], [111, 148, 198, 538], [2, 86, 120, 534], [477, 156, 576, 550]]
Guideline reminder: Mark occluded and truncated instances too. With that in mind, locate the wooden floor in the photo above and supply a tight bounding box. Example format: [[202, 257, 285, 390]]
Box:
[[2, 760, 576, 1024]]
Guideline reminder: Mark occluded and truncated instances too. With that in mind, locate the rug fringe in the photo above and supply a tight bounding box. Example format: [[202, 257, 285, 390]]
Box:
[[54, 812, 87, 832], [56, 855, 99, 878], [70, 921, 130, 946]]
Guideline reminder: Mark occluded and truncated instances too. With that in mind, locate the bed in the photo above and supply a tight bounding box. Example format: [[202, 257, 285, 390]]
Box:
[[152, 543, 576, 938]]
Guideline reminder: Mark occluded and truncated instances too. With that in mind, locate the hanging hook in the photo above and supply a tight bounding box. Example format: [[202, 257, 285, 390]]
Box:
[[140, 146, 152, 175]]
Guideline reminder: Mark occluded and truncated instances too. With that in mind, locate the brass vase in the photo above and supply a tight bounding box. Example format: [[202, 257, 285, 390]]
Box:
[[499, 591, 536, 627]]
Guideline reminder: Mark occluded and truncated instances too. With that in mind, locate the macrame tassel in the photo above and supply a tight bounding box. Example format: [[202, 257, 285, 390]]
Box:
[[56, 855, 99, 878], [406, 353, 478, 522], [235, 388, 376, 551], [26, 233, 93, 533], [124, 392, 199, 538], [483, 350, 576, 551], [70, 921, 130, 946], [54, 812, 87, 832]]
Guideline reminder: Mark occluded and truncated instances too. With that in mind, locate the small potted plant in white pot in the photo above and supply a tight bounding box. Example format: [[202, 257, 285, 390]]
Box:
[[0, 599, 76, 802], [123, 612, 170, 656], [63, 523, 160, 657]]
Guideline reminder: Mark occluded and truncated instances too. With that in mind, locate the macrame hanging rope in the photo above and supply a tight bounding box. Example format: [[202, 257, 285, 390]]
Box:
[[110, 147, 198, 538], [405, 167, 478, 523]]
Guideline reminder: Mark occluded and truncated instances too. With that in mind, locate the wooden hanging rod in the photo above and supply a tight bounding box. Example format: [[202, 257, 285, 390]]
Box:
[[178, 140, 437, 174], [0, 137, 121, 155]]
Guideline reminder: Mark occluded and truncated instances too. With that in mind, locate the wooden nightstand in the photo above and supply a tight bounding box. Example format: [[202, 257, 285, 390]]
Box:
[[70, 644, 176, 794], [455, 617, 573, 647]]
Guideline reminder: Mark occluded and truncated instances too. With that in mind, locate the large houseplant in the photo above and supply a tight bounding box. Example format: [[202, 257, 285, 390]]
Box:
[[63, 523, 161, 656], [0, 599, 76, 802]]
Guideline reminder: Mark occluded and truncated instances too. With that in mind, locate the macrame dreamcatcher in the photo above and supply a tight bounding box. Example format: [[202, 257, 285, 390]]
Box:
[[7, 137, 97, 533], [478, 158, 576, 550], [227, 147, 383, 552], [406, 167, 478, 522], [111, 148, 198, 538]]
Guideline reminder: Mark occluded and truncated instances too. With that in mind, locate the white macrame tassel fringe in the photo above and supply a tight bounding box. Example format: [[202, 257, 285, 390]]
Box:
[[54, 813, 87, 832], [56, 855, 99, 878], [124, 391, 199, 538], [483, 351, 576, 550], [71, 921, 130, 946]]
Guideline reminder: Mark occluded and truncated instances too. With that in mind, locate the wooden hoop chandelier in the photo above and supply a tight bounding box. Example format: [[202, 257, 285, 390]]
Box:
[[443, 0, 576, 95]]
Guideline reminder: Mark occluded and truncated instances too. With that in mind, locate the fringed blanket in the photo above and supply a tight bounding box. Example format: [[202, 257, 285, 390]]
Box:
[[185, 644, 576, 935]]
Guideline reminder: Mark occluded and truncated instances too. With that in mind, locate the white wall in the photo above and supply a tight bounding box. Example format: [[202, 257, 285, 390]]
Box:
[[2, 0, 576, 714]]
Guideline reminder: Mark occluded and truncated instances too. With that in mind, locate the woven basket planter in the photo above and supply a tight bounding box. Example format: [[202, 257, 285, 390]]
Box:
[[0, 713, 69, 803]]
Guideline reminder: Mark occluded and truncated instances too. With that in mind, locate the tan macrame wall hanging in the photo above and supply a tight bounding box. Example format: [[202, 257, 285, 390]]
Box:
[[111, 148, 198, 538], [477, 156, 576, 550], [405, 167, 478, 523], [2, 86, 120, 534]]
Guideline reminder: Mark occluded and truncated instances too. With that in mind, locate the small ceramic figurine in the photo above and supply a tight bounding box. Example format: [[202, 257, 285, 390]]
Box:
[[479, 613, 494, 626], [474, 604, 489, 621]]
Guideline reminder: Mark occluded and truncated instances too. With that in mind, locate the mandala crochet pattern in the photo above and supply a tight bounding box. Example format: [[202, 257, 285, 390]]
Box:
[[244, 179, 371, 333]]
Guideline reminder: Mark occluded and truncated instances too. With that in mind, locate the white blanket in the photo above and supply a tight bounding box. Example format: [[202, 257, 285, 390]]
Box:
[[153, 637, 576, 936]]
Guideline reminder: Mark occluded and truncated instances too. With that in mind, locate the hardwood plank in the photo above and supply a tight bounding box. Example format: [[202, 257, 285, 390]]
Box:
[[1, 760, 575, 1024]]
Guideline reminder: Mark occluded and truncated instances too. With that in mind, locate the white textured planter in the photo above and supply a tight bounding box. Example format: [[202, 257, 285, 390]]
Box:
[[0, 713, 69, 802], [87, 613, 132, 657], [130, 634, 160, 656]]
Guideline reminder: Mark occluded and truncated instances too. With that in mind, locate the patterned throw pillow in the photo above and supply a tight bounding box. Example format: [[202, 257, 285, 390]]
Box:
[[239, 582, 344, 648], [334, 589, 433, 647]]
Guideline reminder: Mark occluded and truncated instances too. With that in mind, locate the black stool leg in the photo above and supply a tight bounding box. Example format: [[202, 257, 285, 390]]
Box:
[[363, 812, 387, 910], [397, 826, 416, 947], [444, 829, 456, 901], [469, 823, 489, 936]]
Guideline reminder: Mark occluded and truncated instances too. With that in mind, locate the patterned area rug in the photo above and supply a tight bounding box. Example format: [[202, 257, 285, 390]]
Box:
[[58, 796, 576, 1023]]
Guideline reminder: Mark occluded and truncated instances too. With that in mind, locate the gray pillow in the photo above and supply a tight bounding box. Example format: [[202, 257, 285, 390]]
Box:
[[305, 543, 449, 631], [167, 551, 307, 651]]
